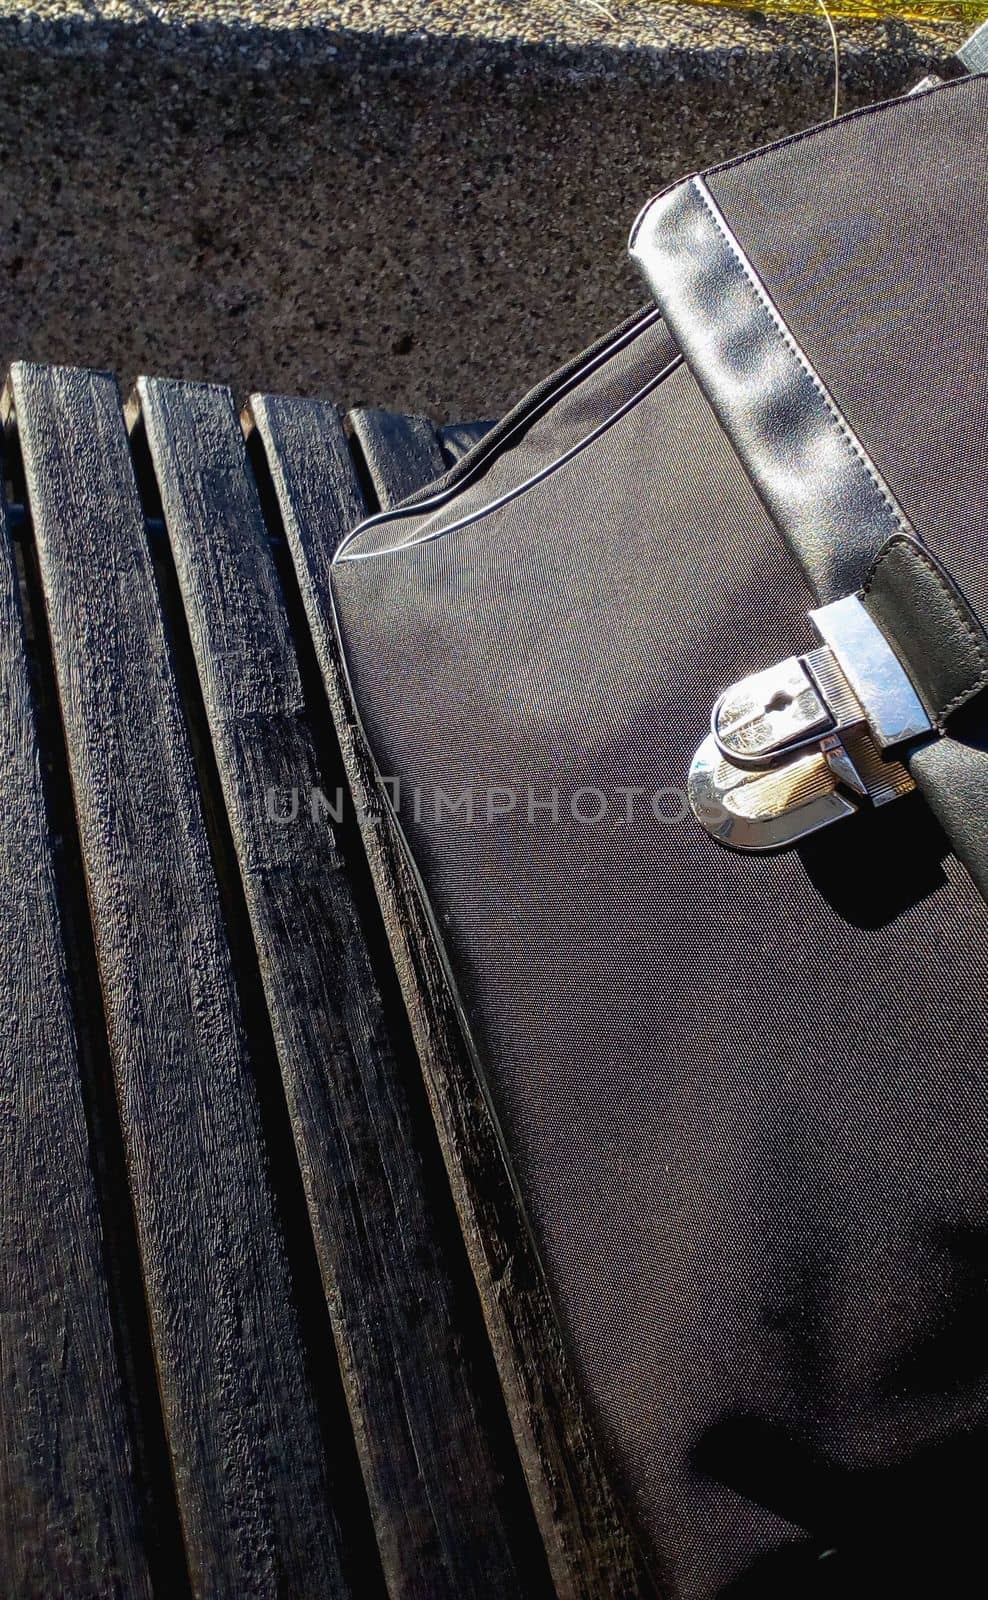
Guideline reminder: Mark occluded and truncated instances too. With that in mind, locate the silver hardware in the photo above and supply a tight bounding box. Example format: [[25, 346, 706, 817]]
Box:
[[808, 595, 930, 749], [690, 594, 932, 852], [713, 657, 832, 767]]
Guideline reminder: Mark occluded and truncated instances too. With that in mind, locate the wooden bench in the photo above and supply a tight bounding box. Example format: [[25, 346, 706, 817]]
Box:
[[0, 367, 650, 1599]]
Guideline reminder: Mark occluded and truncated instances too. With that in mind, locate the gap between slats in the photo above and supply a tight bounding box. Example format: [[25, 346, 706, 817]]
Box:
[[131, 377, 552, 1599], [245, 409, 555, 1600], [252, 394, 657, 1599], [0, 373, 527, 1597], [7, 363, 375, 1600], [125, 406, 389, 1600]]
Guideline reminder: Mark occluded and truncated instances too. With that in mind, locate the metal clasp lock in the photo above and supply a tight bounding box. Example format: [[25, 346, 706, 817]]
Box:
[[689, 594, 933, 851]]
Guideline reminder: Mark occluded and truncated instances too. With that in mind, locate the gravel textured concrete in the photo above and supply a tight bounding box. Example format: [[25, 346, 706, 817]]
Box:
[[0, 3, 966, 419]]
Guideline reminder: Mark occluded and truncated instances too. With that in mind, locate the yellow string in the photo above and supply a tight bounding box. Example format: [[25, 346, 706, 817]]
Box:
[[692, 2, 985, 23], [818, 0, 841, 119]]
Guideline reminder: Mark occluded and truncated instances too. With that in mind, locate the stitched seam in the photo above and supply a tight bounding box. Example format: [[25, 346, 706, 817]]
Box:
[[629, 77, 986, 267], [861, 535, 988, 724], [336, 307, 662, 559], [629, 175, 699, 250], [626, 81, 957, 249], [692, 178, 911, 541], [338, 354, 683, 561], [704, 72, 982, 181]]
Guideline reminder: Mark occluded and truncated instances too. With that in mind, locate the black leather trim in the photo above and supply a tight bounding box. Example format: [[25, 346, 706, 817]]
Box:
[[909, 734, 988, 903], [629, 173, 988, 902], [336, 354, 682, 562], [629, 175, 912, 602], [861, 535, 988, 729], [335, 307, 664, 558]]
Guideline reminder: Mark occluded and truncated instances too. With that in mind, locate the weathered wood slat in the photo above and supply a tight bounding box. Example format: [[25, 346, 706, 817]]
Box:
[[250, 397, 654, 1599], [8, 363, 360, 1600], [348, 409, 446, 509], [438, 420, 495, 465], [0, 468, 152, 1597], [137, 378, 546, 1600]]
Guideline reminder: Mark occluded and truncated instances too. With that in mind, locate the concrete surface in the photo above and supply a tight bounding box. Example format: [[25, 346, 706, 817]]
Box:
[[0, 3, 966, 419]]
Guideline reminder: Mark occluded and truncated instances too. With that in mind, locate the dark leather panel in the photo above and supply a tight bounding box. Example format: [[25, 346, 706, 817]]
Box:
[[862, 535, 988, 729], [629, 156, 988, 903], [629, 175, 911, 603], [705, 74, 988, 638], [910, 735, 988, 903]]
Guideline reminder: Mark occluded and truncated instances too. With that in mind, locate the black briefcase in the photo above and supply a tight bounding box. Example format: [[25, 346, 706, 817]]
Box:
[[329, 66, 988, 1598]]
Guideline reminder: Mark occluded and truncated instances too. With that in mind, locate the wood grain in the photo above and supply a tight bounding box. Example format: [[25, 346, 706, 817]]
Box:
[[8, 363, 360, 1600], [348, 409, 446, 508], [438, 420, 495, 464], [250, 395, 656, 1600], [136, 377, 547, 1600], [0, 446, 152, 1599]]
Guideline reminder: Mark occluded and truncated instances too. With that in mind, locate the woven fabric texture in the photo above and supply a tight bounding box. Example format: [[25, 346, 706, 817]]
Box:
[[708, 74, 988, 633], [333, 309, 988, 1596]]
